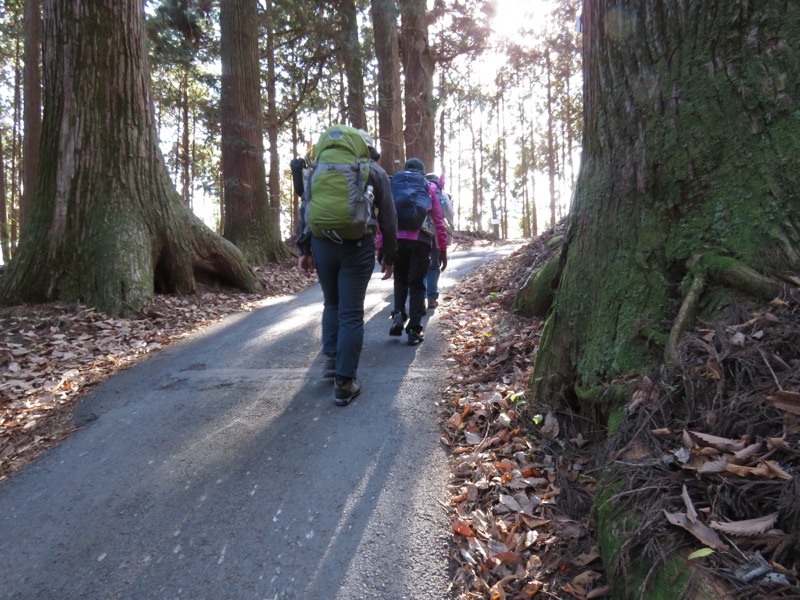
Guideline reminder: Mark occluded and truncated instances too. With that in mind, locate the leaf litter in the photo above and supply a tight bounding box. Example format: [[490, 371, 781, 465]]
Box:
[[0, 259, 315, 481], [438, 225, 610, 599], [437, 224, 799, 598]]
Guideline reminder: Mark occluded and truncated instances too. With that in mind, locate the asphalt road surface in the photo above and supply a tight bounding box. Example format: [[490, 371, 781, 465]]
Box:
[[0, 244, 518, 600]]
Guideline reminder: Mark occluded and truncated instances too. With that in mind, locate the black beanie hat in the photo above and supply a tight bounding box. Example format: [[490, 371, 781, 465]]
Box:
[[404, 158, 425, 173]]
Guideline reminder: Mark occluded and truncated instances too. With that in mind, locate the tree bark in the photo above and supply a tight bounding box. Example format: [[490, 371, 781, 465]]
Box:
[[22, 0, 42, 233], [370, 0, 405, 173], [263, 0, 284, 234], [398, 0, 435, 170], [0, 0, 256, 315], [180, 67, 191, 205], [545, 53, 557, 229], [0, 135, 8, 264], [220, 0, 288, 263], [339, 0, 367, 129], [533, 0, 800, 409]]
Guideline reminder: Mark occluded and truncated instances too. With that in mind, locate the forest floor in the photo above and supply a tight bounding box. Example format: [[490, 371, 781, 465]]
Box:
[[1, 229, 799, 599]]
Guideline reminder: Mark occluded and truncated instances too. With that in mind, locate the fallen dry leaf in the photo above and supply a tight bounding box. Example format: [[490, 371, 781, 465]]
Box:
[[725, 460, 792, 480], [766, 390, 800, 416], [709, 512, 780, 536], [664, 510, 728, 550]]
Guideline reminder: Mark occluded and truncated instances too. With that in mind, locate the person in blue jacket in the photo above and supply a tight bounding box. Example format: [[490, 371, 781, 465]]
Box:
[[385, 158, 448, 346]]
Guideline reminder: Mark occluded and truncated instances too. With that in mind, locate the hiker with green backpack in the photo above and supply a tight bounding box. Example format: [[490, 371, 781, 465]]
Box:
[[295, 125, 397, 406]]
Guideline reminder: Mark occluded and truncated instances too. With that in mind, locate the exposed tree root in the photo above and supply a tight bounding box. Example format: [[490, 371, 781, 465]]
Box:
[[699, 251, 785, 301], [666, 272, 705, 363], [666, 251, 785, 363]]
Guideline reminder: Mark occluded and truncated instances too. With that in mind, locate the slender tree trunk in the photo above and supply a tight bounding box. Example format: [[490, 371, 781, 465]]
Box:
[[529, 86, 538, 237], [264, 0, 285, 235], [370, 0, 404, 173], [478, 123, 488, 233], [220, 0, 287, 262], [0, 0, 256, 314], [398, 0, 435, 169], [469, 100, 479, 231], [489, 99, 500, 237], [22, 0, 42, 233], [500, 95, 508, 238], [180, 67, 191, 206], [518, 99, 529, 238], [339, 0, 366, 129], [289, 111, 299, 237], [11, 28, 22, 249], [438, 72, 447, 173], [545, 53, 557, 229], [0, 135, 8, 263]]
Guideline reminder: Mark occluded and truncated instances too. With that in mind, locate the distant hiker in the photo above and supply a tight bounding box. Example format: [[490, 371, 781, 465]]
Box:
[[423, 172, 454, 310], [384, 157, 448, 346], [295, 125, 397, 406]]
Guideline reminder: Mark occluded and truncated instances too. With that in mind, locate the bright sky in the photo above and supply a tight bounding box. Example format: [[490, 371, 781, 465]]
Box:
[[490, 0, 555, 39]]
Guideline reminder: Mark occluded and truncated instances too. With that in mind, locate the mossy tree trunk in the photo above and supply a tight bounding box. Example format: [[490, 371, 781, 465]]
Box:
[[0, 0, 256, 315], [220, 0, 288, 263], [533, 0, 800, 409], [531, 4, 800, 594]]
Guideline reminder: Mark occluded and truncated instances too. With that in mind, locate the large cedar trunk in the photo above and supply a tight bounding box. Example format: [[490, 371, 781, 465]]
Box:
[[530, 4, 800, 593], [398, 0, 435, 170], [370, 0, 404, 173], [221, 0, 288, 263], [0, 0, 256, 315], [533, 1, 800, 408]]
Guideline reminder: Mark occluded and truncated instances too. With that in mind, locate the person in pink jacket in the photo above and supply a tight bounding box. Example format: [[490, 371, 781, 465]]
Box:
[[385, 158, 448, 346]]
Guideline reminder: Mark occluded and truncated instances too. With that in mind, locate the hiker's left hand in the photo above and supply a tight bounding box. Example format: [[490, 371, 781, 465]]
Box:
[[381, 261, 394, 280], [298, 255, 315, 277], [439, 251, 447, 271]]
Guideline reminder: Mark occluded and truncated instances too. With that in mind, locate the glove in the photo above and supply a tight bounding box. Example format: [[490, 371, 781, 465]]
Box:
[[439, 251, 447, 271]]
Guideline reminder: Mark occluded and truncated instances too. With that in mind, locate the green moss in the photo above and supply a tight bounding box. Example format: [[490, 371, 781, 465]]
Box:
[[627, 556, 692, 600], [594, 479, 634, 565], [640, 325, 668, 346], [574, 382, 605, 402], [513, 251, 561, 317], [606, 405, 626, 435], [595, 477, 692, 599]]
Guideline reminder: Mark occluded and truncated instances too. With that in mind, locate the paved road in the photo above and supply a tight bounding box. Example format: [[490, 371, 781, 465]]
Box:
[[0, 245, 517, 600]]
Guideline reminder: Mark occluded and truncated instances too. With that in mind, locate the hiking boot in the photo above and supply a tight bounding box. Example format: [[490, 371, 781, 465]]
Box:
[[322, 353, 336, 379], [389, 312, 406, 336], [334, 377, 361, 406], [407, 329, 424, 346], [427, 297, 438, 309]]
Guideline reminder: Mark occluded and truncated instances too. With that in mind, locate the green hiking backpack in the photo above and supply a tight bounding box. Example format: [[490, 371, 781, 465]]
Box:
[[305, 125, 373, 242]]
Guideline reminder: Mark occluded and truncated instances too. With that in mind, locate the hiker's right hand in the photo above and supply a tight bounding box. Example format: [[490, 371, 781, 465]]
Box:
[[376, 248, 384, 265], [298, 255, 315, 277], [439, 251, 447, 271], [381, 262, 393, 280]]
